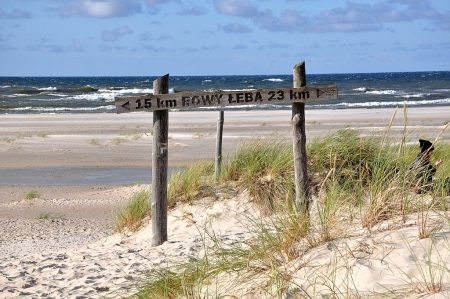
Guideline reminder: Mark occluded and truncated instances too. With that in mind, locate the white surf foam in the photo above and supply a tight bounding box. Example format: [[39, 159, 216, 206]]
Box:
[[262, 78, 284, 82], [315, 98, 450, 108], [352, 87, 367, 92], [397, 93, 431, 98], [5, 94, 28, 98], [9, 105, 116, 112], [221, 88, 257, 92], [67, 87, 176, 102], [98, 88, 154, 94], [38, 87, 58, 91], [365, 90, 398, 95]]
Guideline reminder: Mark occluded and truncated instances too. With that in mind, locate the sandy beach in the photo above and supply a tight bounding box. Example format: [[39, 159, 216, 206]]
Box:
[[1, 107, 449, 169], [1, 107, 449, 298]]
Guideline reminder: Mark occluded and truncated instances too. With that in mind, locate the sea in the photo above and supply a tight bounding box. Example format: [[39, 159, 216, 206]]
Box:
[[1, 71, 450, 114]]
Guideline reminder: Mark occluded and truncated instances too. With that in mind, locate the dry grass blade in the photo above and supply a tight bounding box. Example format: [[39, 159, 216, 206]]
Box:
[[115, 189, 150, 232]]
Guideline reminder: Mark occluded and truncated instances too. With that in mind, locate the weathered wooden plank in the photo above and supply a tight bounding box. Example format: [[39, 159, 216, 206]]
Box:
[[151, 74, 169, 247], [215, 110, 224, 180], [292, 61, 310, 213], [115, 84, 338, 113]]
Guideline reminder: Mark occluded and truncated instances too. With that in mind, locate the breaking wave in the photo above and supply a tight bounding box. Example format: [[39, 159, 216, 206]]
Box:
[[365, 89, 398, 95], [38, 87, 58, 91], [352, 87, 367, 92], [7, 105, 116, 112], [352, 87, 399, 95], [262, 78, 284, 82], [397, 93, 432, 98], [314, 98, 450, 108]]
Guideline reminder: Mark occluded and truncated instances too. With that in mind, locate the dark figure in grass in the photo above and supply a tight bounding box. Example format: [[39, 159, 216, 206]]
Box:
[[410, 139, 442, 194]]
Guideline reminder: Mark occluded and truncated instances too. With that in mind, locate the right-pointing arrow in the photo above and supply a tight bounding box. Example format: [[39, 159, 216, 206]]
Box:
[[121, 101, 130, 110]]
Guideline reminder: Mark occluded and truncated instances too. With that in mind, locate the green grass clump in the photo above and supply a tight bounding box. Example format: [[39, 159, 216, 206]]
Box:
[[0, 137, 16, 143], [308, 129, 390, 184], [115, 189, 150, 232], [221, 140, 294, 213], [168, 162, 214, 208], [25, 190, 40, 200], [136, 127, 450, 298], [35, 212, 64, 220], [138, 205, 309, 298], [120, 131, 144, 140], [37, 132, 48, 138], [137, 257, 214, 299], [111, 137, 126, 145], [88, 139, 100, 146], [431, 143, 450, 200]]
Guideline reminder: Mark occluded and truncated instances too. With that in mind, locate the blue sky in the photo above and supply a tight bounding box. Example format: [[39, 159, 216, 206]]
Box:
[[1, 0, 449, 76]]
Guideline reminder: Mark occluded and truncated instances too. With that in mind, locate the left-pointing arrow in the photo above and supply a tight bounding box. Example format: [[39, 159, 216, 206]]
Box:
[[121, 101, 130, 110]]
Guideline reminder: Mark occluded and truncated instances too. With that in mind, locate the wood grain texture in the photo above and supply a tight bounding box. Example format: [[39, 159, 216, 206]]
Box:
[[115, 84, 338, 113], [151, 74, 169, 246], [215, 110, 224, 180], [292, 62, 310, 212]]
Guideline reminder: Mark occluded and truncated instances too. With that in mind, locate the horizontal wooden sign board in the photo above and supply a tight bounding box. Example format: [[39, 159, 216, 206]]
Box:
[[115, 84, 338, 113]]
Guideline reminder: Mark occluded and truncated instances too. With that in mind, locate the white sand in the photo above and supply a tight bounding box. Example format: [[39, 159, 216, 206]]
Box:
[[1, 107, 449, 169], [288, 213, 450, 298], [0, 191, 256, 298], [1, 190, 449, 298], [1, 107, 449, 298]]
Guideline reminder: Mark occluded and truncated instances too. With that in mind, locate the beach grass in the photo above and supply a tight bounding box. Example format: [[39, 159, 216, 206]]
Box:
[[168, 162, 214, 207], [220, 139, 294, 213], [110, 137, 126, 145], [88, 139, 100, 146], [120, 131, 144, 140], [115, 189, 150, 232], [138, 126, 450, 298], [36, 212, 65, 220], [0, 137, 16, 143], [25, 190, 40, 200], [138, 206, 309, 298], [137, 257, 213, 299]]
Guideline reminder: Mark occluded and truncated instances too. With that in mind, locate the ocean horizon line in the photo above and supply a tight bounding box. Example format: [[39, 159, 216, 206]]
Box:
[[1, 70, 450, 78]]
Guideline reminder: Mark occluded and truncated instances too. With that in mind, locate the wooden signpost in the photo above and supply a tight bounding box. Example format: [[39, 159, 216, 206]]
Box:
[[292, 62, 309, 211], [151, 74, 169, 246], [115, 61, 338, 246], [215, 110, 224, 180], [116, 84, 337, 113]]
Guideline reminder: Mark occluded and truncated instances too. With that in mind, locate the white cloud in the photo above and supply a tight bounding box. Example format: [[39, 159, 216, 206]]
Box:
[[214, 0, 450, 33], [60, 0, 141, 18], [213, 0, 262, 17]]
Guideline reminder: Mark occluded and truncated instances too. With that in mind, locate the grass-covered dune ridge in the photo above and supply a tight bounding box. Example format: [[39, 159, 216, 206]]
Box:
[[125, 128, 449, 298]]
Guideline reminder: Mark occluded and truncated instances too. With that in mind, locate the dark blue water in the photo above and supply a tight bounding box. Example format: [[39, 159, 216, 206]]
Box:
[[1, 72, 449, 113]]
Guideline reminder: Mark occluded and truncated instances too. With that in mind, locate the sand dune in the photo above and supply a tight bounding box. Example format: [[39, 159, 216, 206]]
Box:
[[1, 107, 449, 298]]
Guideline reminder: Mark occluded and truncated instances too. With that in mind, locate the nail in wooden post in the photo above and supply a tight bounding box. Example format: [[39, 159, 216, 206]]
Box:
[[215, 110, 224, 180], [152, 74, 169, 246], [292, 62, 310, 212]]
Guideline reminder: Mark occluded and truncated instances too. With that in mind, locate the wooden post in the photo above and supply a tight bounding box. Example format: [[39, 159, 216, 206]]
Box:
[[215, 110, 224, 180], [151, 74, 169, 246], [292, 62, 310, 212]]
